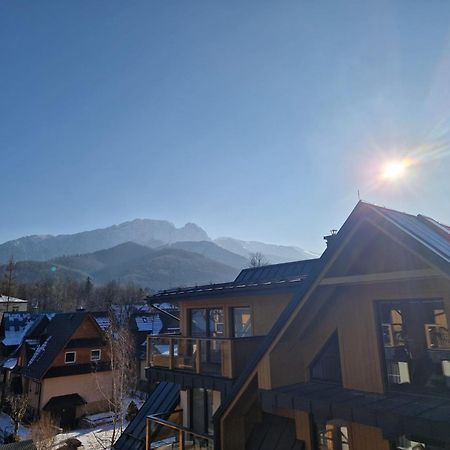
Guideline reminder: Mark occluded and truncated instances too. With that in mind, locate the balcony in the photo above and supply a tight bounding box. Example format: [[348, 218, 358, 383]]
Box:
[[146, 334, 264, 379], [146, 410, 213, 450]]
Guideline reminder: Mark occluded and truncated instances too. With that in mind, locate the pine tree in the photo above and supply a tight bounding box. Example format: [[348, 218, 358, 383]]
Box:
[[82, 276, 93, 307], [1, 257, 16, 311]]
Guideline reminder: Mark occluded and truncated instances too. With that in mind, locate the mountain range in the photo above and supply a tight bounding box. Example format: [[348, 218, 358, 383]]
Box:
[[0, 219, 318, 291]]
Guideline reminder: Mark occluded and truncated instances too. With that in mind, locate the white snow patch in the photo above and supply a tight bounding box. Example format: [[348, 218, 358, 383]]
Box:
[[28, 336, 51, 366]]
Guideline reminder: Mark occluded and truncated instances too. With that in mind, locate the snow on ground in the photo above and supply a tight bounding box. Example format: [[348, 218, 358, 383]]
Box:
[[55, 393, 147, 450], [0, 392, 147, 450], [0, 413, 30, 441], [55, 423, 117, 450]]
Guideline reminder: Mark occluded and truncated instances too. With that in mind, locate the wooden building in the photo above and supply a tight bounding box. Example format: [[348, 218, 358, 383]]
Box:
[[18, 311, 112, 429], [215, 201, 450, 450], [141, 258, 319, 449]]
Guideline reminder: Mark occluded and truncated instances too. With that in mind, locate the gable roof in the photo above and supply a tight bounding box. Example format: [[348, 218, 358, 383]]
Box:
[[20, 311, 96, 380], [151, 258, 319, 302], [214, 201, 450, 446]]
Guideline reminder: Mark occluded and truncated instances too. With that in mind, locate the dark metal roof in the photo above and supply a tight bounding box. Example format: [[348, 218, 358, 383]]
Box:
[[373, 206, 450, 261], [235, 259, 319, 284], [151, 259, 319, 302], [261, 382, 450, 443], [43, 393, 86, 411], [113, 382, 180, 450]]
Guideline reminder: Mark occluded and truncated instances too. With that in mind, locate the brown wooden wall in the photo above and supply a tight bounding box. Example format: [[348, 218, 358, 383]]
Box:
[[179, 292, 294, 338], [52, 316, 108, 368]]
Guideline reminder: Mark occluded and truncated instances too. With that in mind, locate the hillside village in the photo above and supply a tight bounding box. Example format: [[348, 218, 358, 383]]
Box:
[[0, 201, 448, 450]]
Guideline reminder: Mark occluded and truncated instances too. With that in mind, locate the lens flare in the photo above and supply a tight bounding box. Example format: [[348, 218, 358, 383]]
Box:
[[380, 158, 412, 181]]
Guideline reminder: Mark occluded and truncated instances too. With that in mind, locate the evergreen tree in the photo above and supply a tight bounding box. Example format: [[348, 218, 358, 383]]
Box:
[[82, 276, 94, 307], [1, 257, 17, 311]]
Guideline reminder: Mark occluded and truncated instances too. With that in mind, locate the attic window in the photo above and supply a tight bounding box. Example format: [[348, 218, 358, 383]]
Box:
[[65, 352, 76, 364], [91, 349, 101, 361]]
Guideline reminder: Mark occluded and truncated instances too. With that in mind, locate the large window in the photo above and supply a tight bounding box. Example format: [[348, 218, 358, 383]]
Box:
[[190, 388, 214, 436], [378, 299, 450, 394], [232, 307, 253, 337], [189, 308, 224, 372], [189, 308, 224, 338]]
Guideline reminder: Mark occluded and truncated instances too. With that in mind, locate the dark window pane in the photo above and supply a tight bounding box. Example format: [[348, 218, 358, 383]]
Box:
[[310, 333, 342, 384]]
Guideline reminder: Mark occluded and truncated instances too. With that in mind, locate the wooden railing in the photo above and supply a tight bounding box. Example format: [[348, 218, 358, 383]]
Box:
[[146, 410, 213, 450], [425, 324, 450, 349], [147, 335, 264, 379]]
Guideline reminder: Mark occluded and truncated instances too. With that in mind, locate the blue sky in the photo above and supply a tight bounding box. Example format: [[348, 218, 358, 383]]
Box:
[[1, 0, 449, 253]]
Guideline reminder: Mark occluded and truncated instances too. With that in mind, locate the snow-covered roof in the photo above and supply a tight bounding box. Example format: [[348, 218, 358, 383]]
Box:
[[94, 316, 110, 330], [2, 357, 17, 370], [27, 336, 51, 367], [2, 313, 37, 347], [0, 295, 27, 304], [134, 315, 163, 334]]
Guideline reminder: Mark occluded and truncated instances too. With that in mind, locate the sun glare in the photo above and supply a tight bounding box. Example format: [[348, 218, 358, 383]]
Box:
[[381, 158, 411, 181]]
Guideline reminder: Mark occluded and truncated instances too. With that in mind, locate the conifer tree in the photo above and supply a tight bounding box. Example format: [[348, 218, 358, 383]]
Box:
[[1, 257, 16, 311]]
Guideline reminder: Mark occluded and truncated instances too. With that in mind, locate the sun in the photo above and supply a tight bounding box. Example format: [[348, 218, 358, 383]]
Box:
[[380, 158, 412, 181]]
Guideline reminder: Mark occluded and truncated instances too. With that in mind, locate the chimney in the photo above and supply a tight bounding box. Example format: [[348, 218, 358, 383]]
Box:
[[323, 229, 338, 247]]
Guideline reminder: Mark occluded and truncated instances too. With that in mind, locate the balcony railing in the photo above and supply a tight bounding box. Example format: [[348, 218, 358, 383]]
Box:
[[147, 334, 264, 379], [425, 324, 450, 349], [146, 410, 213, 450]]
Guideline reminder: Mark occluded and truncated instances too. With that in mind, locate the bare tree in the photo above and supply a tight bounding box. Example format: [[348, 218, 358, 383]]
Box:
[[249, 252, 270, 268], [7, 393, 27, 438], [93, 317, 137, 449], [30, 414, 59, 450]]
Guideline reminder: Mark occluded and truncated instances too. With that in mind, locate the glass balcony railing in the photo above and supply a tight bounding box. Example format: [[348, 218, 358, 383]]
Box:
[[145, 410, 214, 450], [147, 334, 264, 379]]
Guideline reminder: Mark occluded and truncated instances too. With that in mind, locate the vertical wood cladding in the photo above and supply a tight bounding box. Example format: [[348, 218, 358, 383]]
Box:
[[349, 423, 390, 450]]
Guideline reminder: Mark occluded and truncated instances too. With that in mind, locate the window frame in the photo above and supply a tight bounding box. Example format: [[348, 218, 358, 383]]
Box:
[[64, 351, 76, 364], [231, 306, 253, 338], [189, 308, 224, 338], [90, 349, 101, 362], [375, 297, 448, 394]]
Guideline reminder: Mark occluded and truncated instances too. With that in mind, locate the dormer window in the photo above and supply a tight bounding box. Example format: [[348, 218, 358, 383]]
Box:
[[65, 351, 76, 364], [91, 349, 101, 361]]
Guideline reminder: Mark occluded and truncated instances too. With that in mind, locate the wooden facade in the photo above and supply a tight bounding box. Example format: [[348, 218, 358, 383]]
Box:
[[218, 203, 450, 450], [145, 263, 318, 448], [18, 312, 112, 428]]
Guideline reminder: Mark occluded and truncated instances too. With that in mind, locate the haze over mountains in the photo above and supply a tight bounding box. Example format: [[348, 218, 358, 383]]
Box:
[[0, 219, 318, 292]]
